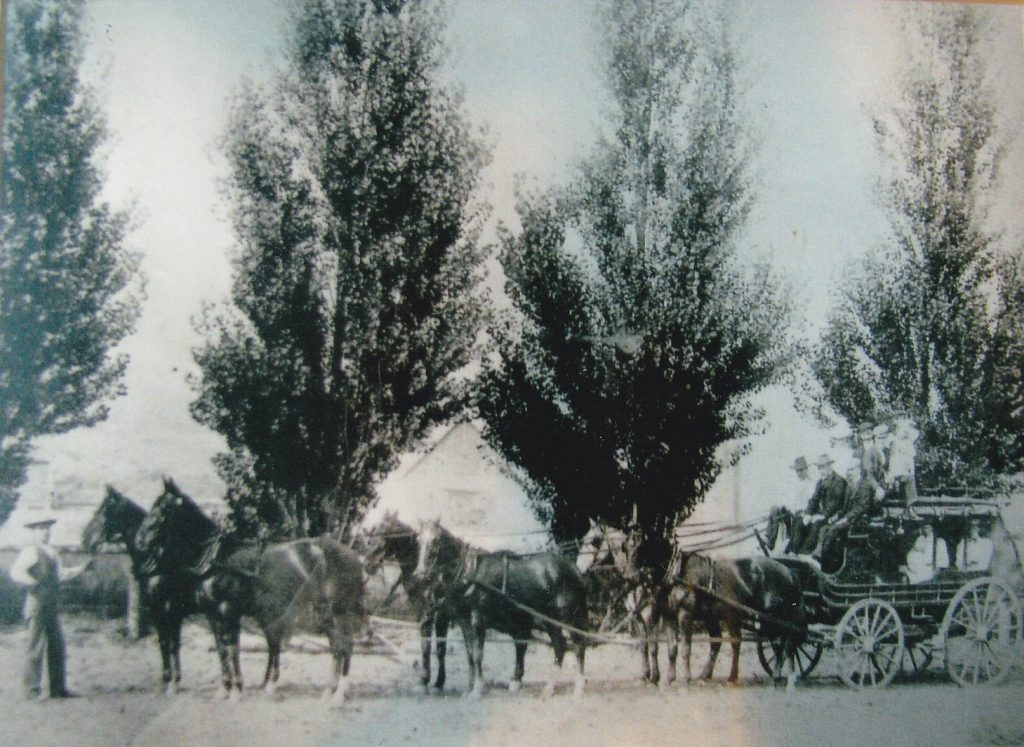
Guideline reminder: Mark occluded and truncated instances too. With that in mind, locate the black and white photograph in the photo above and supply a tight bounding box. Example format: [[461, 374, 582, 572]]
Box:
[[2, 0, 1024, 744]]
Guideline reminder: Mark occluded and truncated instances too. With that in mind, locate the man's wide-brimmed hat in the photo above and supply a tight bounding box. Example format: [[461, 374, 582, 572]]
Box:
[[857, 421, 875, 434], [816, 454, 835, 468], [873, 423, 891, 437], [791, 456, 809, 471], [24, 516, 56, 529]]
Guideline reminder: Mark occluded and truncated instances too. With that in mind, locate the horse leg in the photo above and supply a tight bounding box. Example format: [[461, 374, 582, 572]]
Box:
[[726, 620, 741, 685], [470, 613, 487, 699], [262, 639, 281, 695], [665, 611, 679, 686], [419, 617, 433, 690], [157, 624, 175, 696], [570, 630, 587, 700], [458, 619, 478, 698], [171, 619, 184, 693], [229, 627, 244, 700], [326, 614, 354, 709], [509, 640, 527, 693], [681, 612, 694, 684], [638, 616, 652, 683], [543, 624, 566, 698], [700, 619, 721, 681], [433, 615, 448, 691], [642, 604, 660, 686]]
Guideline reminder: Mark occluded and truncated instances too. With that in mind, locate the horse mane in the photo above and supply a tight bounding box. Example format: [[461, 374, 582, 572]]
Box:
[[136, 478, 222, 577]]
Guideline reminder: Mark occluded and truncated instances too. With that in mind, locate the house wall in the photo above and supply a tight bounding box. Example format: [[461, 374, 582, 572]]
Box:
[[368, 424, 550, 553]]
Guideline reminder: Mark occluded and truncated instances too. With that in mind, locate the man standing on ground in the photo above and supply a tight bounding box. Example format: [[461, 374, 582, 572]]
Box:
[[9, 515, 89, 700]]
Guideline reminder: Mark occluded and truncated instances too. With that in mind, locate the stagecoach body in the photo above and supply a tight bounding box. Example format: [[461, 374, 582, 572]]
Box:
[[768, 494, 1023, 689]]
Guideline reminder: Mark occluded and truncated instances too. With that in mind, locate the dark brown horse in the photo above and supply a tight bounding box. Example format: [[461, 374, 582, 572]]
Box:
[[82, 486, 151, 635], [209, 535, 366, 704], [133, 478, 366, 703], [130, 478, 220, 695], [361, 511, 450, 690], [413, 519, 589, 698], [662, 549, 806, 687]]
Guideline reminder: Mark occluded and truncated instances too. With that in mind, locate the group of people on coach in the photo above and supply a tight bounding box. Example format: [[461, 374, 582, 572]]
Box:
[[785, 417, 920, 559]]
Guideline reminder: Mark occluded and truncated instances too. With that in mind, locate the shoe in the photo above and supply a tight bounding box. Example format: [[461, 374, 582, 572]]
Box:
[[49, 689, 80, 699], [24, 688, 42, 701]]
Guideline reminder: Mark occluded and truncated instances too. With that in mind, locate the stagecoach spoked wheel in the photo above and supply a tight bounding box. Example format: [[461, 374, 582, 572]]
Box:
[[939, 577, 1023, 687], [834, 598, 905, 689], [756, 636, 823, 679]]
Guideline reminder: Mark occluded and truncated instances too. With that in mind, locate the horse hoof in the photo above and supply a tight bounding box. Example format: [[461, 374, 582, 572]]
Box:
[[164, 683, 178, 698], [218, 687, 231, 700], [229, 688, 243, 702], [573, 677, 586, 701], [541, 683, 555, 700], [508, 680, 521, 693]]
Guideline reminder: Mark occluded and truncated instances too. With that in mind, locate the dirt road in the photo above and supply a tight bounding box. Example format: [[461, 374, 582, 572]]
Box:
[[1, 618, 1022, 747]]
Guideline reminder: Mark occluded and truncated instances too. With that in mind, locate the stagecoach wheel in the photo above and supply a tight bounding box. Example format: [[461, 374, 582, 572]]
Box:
[[939, 578, 1023, 687], [756, 636, 824, 679], [834, 599, 905, 689]]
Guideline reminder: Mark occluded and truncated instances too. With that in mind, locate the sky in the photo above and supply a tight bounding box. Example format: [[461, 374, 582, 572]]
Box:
[[4, 0, 1024, 535]]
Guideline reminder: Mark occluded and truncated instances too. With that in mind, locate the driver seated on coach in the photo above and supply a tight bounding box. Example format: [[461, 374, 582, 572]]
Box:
[[813, 422, 885, 561]]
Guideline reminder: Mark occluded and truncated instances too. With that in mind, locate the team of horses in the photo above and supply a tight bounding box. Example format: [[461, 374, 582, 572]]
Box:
[[82, 481, 810, 702]]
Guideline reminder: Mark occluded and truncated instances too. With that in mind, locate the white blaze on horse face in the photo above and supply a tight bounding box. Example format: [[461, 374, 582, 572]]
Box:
[[576, 524, 601, 574], [413, 522, 440, 580]]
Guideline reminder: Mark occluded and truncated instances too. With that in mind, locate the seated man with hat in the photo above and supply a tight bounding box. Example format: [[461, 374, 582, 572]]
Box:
[[9, 514, 89, 700], [803, 454, 851, 556], [783, 456, 816, 553], [815, 422, 886, 561]]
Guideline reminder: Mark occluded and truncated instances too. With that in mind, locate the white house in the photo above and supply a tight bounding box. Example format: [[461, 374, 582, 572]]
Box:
[[364, 422, 551, 552]]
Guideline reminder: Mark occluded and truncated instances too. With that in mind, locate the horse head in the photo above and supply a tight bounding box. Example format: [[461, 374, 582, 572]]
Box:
[[412, 518, 464, 586], [361, 511, 417, 575], [136, 478, 221, 575], [576, 519, 637, 576], [82, 485, 147, 553], [765, 506, 794, 553]]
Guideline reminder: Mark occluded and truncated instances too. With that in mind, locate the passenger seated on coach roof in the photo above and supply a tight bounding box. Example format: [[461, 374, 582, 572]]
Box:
[[813, 422, 883, 561], [785, 456, 815, 553], [884, 417, 919, 504]]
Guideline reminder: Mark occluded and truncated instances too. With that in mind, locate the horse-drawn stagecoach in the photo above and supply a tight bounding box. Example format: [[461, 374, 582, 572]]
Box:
[[761, 492, 1023, 688], [81, 477, 1021, 700]]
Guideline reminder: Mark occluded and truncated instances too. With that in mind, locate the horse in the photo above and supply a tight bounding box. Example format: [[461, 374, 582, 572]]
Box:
[[361, 511, 451, 690], [82, 485, 151, 636], [131, 477, 221, 695], [412, 519, 589, 699], [576, 520, 663, 682], [82, 485, 149, 562], [662, 548, 806, 687], [135, 478, 366, 703], [208, 534, 366, 705]]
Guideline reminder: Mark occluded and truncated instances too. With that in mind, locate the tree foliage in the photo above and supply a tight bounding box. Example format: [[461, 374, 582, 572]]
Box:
[[192, 0, 490, 538], [478, 0, 796, 542], [814, 6, 1021, 488], [0, 0, 142, 525]]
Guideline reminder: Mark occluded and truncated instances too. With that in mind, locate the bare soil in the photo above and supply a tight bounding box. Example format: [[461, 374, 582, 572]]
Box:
[[1, 616, 1023, 747]]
